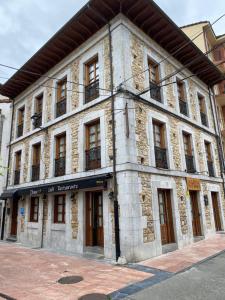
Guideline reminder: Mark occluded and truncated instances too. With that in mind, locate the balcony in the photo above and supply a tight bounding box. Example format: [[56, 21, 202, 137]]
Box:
[[31, 164, 40, 181], [55, 157, 66, 177], [200, 112, 208, 127], [185, 155, 196, 173], [17, 124, 23, 138], [179, 99, 188, 116], [56, 98, 67, 118], [207, 161, 215, 177], [85, 146, 101, 170], [85, 80, 99, 103], [14, 170, 20, 185], [155, 146, 168, 169], [33, 113, 42, 129], [150, 81, 161, 102]]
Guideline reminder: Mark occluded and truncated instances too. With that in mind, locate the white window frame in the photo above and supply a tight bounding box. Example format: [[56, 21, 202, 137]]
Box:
[[11, 144, 25, 186], [196, 90, 210, 128], [31, 88, 46, 131], [147, 111, 174, 170], [174, 75, 191, 118], [14, 102, 26, 140], [201, 134, 218, 178]]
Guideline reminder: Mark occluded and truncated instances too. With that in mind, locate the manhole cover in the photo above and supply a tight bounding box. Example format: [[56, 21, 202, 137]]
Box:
[[58, 276, 83, 285], [78, 294, 109, 300]]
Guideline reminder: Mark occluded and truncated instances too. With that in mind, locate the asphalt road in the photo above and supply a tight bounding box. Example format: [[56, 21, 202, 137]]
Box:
[[126, 252, 225, 300]]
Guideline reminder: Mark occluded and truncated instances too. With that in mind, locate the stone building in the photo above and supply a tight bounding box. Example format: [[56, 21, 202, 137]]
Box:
[[0, 94, 12, 239], [0, 0, 224, 262]]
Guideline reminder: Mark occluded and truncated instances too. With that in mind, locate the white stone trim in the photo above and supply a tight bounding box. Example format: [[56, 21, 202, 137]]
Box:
[[179, 124, 199, 173], [147, 111, 174, 169], [78, 109, 106, 172], [30, 88, 47, 130], [51, 69, 72, 120], [196, 89, 210, 129], [13, 101, 26, 142], [49, 124, 72, 178], [27, 135, 45, 182], [10, 144, 25, 186]]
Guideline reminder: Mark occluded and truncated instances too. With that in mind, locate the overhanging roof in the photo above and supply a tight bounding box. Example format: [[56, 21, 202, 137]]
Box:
[[0, 0, 224, 99]]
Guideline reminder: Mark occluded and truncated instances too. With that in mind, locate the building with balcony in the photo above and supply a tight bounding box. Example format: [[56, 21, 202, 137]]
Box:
[[0, 94, 12, 240], [0, 0, 224, 262]]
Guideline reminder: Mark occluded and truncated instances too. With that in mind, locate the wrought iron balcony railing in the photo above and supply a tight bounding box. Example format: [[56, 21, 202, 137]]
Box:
[[17, 124, 23, 138], [200, 112, 208, 127], [207, 161, 215, 177], [14, 170, 20, 185], [55, 157, 66, 177], [179, 99, 188, 116], [85, 146, 101, 171], [85, 80, 99, 103], [31, 164, 40, 182], [150, 81, 161, 102], [155, 146, 168, 169], [56, 98, 67, 118], [185, 155, 196, 173]]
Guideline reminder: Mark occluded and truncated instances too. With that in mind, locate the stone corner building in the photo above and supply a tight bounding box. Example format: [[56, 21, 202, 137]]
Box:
[[0, 0, 225, 263]]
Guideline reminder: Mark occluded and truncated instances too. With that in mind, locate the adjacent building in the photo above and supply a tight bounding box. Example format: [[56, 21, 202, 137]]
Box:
[[0, 0, 224, 262], [0, 93, 12, 239]]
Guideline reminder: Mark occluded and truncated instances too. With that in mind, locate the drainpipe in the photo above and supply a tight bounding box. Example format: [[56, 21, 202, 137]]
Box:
[[108, 23, 121, 261], [208, 86, 225, 192]]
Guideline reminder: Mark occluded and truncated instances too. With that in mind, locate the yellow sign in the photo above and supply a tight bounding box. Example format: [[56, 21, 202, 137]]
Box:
[[186, 178, 201, 191]]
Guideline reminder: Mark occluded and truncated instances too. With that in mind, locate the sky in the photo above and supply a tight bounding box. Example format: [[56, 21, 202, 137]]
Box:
[[0, 0, 224, 83]]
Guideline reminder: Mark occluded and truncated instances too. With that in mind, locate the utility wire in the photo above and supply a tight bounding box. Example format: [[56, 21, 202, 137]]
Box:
[[120, 13, 225, 86]]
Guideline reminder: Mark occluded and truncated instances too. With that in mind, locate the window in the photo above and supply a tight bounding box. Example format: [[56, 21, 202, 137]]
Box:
[[55, 133, 66, 177], [86, 120, 101, 170], [177, 79, 188, 116], [183, 132, 196, 173], [30, 197, 39, 222], [17, 106, 25, 138], [56, 77, 67, 117], [205, 141, 215, 177], [14, 150, 22, 185], [198, 94, 208, 127], [33, 94, 43, 129], [85, 57, 99, 103], [32, 143, 41, 181], [54, 195, 65, 224], [148, 59, 161, 102], [153, 121, 168, 169]]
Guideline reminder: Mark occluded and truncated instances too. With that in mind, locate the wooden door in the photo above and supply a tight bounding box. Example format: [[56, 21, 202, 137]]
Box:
[[86, 192, 104, 247], [158, 190, 175, 245], [190, 192, 202, 237], [211, 192, 222, 232], [11, 199, 18, 236]]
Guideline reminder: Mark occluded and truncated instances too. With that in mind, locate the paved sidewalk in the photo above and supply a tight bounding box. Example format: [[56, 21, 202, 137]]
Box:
[[139, 234, 225, 273], [0, 243, 150, 300]]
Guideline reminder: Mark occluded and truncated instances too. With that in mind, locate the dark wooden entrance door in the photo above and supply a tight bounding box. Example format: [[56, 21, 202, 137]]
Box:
[[86, 191, 104, 247], [211, 192, 222, 232], [11, 199, 18, 236], [190, 191, 202, 237], [158, 190, 175, 245]]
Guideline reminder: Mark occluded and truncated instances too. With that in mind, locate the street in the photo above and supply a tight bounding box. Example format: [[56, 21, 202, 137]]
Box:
[[126, 251, 225, 300]]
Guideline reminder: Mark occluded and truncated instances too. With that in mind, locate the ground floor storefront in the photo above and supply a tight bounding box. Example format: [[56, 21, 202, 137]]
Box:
[[2, 172, 225, 262]]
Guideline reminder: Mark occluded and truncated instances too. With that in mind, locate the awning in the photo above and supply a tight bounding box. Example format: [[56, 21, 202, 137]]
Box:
[[2, 174, 111, 198], [0, 189, 18, 200]]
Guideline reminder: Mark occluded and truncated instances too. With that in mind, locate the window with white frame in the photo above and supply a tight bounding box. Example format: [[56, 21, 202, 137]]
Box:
[[183, 132, 196, 173], [153, 120, 168, 169], [148, 59, 161, 102]]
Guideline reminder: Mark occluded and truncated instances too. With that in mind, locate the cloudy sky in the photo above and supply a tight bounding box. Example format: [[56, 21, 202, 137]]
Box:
[[0, 0, 224, 83]]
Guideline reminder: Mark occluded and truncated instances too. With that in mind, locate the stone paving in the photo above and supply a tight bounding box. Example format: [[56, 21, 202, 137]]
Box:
[[0, 234, 225, 299]]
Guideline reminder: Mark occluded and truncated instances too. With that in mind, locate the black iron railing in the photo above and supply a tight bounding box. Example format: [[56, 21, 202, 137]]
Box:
[[179, 99, 188, 116], [85, 80, 99, 103], [56, 98, 67, 118], [33, 113, 42, 129], [17, 124, 23, 138], [31, 164, 40, 181], [14, 170, 20, 185], [55, 157, 66, 177], [207, 161, 215, 177], [185, 155, 196, 173], [150, 81, 161, 102], [86, 146, 101, 170], [155, 146, 168, 169], [200, 112, 208, 127]]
